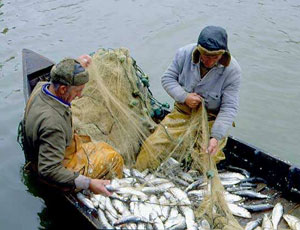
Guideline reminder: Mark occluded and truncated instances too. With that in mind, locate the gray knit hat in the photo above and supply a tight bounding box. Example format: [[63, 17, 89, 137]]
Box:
[[192, 26, 231, 67]]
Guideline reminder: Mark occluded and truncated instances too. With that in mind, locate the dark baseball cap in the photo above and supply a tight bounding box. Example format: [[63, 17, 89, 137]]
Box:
[[50, 58, 89, 86]]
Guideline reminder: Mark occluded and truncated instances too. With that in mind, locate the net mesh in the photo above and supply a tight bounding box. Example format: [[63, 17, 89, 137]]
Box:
[[71, 47, 243, 229], [72, 48, 156, 166]]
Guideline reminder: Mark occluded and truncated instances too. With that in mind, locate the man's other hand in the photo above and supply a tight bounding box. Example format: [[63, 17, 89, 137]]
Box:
[[89, 179, 112, 196], [185, 93, 202, 109], [77, 54, 92, 68], [207, 137, 218, 155]]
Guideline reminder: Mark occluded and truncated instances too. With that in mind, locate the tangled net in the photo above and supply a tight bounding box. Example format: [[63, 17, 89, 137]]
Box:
[[71, 47, 243, 229], [72, 48, 159, 166]]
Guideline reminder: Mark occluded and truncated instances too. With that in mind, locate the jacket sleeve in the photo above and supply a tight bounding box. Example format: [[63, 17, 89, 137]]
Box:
[[211, 67, 241, 140], [161, 48, 189, 103], [37, 123, 78, 187]]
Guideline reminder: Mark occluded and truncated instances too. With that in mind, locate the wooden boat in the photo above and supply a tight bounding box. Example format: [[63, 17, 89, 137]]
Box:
[[22, 48, 300, 229]]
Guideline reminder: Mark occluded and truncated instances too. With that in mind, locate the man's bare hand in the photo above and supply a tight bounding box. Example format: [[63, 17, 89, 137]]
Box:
[[89, 179, 112, 196], [207, 138, 218, 155], [185, 93, 202, 109], [77, 54, 92, 68]]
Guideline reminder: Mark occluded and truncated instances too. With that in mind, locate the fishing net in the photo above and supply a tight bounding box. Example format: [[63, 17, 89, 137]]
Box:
[[137, 102, 243, 229], [71, 48, 169, 166], [190, 104, 243, 230], [71, 47, 243, 229]]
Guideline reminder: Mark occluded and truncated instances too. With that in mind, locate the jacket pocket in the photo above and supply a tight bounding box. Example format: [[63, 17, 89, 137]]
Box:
[[205, 92, 221, 111]]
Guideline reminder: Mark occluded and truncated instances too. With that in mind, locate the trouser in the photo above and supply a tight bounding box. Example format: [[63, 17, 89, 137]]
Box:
[[63, 134, 124, 179], [135, 103, 227, 171]]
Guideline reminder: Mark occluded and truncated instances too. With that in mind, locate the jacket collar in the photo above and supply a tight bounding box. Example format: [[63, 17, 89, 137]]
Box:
[[191, 45, 231, 67], [40, 83, 71, 117]]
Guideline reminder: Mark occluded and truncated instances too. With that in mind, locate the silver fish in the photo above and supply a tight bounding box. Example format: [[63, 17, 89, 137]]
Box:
[[76, 193, 96, 210], [138, 202, 152, 221], [97, 209, 114, 229], [178, 171, 195, 183], [144, 173, 156, 181], [199, 219, 210, 230], [111, 177, 136, 187], [130, 168, 147, 184], [219, 172, 246, 180], [113, 215, 150, 226], [227, 203, 251, 219], [224, 192, 243, 203], [199, 177, 242, 188], [160, 157, 181, 169], [272, 203, 283, 230], [185, 177, 204, 192], [171, 176, 190, 187], [156, 182, 175, 190], [111, 198, 130, 216], [105, 197, 119, 218], [123, 167, 131, 177], [163, 191, 177, 203], [221, 177, 243, 186], [89, 196, 99, 208], [165, 214, 186, 230], [93, 194, 106, 210], [241, 203, 274, 212], [262, 213, 274, 230], [105, 208, 119, 226], [188, 189, 207, 199], [168, 207, 179, 219], [180, 206, 198, 230], [141, 168, 150, 178], [129, 195, 138, 215], [110, 193, 129, 203], [130, 168, 145, 178], [116, 187, 148, 200], [150, 212, 165, 230], [169, 187, 191, 205], [188, 190, 242, 203], [245, 218, 262, 230], [240, 182, 257, 188], [159, 196, 170, 221], [93, 194, 106, 203], [146, 178, 170, 186], [187, 169, 201, 179], [141, 186, 165, 195], [226, 186, 254, 192], [283, 214, 300, 230], [226, 166, 251, 178], [105, 184, 119, 192], [233, 190, 270, 199], [149, 195, 162, 217]]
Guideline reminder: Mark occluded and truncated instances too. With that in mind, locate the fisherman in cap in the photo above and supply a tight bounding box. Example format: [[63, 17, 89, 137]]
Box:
[[23, 55, 123, 195], [135, 25, 241, 171]]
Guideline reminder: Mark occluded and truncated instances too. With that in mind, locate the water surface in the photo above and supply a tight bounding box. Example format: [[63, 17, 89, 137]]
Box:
[[0, 0, 299, 228]]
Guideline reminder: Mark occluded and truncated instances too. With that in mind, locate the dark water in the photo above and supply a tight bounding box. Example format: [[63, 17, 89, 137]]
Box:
[[0, 0, 300, 229]]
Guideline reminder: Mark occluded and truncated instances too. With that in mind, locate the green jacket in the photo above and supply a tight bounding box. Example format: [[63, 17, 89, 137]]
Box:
[[24, 83, 78, 187]]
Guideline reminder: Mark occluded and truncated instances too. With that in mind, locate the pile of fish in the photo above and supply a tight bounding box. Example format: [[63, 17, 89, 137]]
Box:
[[75, 158, 300, 230], [245, 207, 300, 230]]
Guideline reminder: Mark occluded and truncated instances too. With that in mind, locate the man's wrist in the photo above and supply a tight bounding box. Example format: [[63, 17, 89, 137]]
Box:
[[74, 175, 91, 190]]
